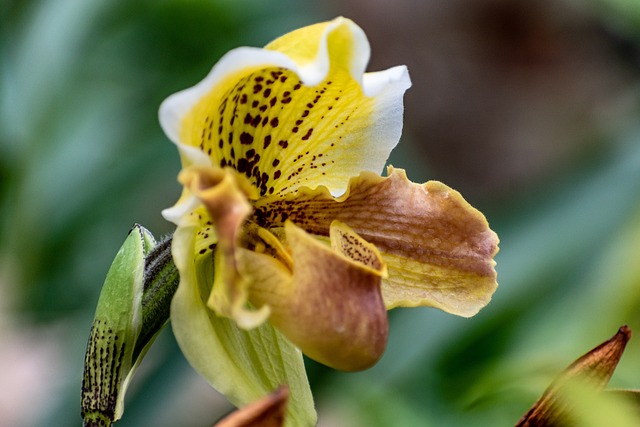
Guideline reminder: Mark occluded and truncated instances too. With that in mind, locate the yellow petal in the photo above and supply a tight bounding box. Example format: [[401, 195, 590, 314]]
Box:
[[169, 222, 316, 427], [159, 17, 411, 196], [237, 222, 388, 371], [253, 167, 499, 317]]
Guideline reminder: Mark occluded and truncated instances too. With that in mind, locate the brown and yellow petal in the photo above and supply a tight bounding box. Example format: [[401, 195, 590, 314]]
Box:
[[253, 167, 499, 317], [237, 221, 388, 371]]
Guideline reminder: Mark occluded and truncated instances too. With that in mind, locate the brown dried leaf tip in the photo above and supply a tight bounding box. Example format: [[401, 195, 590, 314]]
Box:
[[516, 325, 632, 427], [214, 386, 289, 427]]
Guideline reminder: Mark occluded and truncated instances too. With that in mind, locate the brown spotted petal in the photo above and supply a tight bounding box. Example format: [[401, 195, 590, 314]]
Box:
[[253, 167, 499, 317], [516, 326, 632, 427], [179, 165, 270, 329], [214, 386, 288, 427], [237, 221, 388, 371]]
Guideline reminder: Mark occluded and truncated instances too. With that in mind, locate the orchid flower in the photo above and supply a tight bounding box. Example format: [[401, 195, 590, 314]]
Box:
[[160, 17, 498, 425]]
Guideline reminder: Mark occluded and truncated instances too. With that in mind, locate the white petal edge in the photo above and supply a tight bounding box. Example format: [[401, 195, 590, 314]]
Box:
[[353, 65, 412, 182], [161, 193, 201, 226]]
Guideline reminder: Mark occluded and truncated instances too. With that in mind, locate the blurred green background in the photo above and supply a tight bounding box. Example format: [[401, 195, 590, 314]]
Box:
[[2, 0, 640, 425]]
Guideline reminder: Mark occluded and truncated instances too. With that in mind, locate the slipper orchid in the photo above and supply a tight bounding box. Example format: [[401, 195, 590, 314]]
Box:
[[160, 17, 498, 426]]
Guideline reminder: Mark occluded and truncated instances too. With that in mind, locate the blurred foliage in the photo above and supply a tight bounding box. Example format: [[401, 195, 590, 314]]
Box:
[[595, 0, 640, 38], [2, 0, 640, 426]]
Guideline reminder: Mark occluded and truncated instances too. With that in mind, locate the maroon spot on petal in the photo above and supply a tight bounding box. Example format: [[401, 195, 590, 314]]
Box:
[[237, 158, 249, 173], [240, 132, 254, 145], [301, 128, 313, 141], [270, 118, 279, 128]]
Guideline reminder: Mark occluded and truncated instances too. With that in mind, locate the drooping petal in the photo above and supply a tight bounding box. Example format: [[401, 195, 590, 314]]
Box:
[[252, 167, 499, 317], [237, 221, 388, 371], [169, 210, 316, 427], [159, 17, 411, 197], [177, 165, 269, 329]]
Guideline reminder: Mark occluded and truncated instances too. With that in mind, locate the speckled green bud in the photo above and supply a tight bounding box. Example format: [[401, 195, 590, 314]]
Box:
[[80, 224, 156, 426]]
